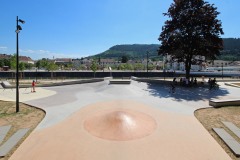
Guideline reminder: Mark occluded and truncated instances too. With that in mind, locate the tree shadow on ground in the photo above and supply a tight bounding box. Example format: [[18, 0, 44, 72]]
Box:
[[145, 83, 229, 102]]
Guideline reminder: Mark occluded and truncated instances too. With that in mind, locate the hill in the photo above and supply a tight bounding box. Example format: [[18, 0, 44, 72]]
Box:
[[91, 38, 240, 61], [93, 44, 159, 60], [219, 38, 240, 61]]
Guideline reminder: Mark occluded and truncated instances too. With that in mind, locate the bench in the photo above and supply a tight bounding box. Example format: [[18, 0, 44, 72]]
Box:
[[109, 80, 131, 85], [209, 99, 240, 108], [222, 121, 240, 139], [121, 77, 131, 80], [231, 76, 240, 79], [213, 128, 240, 157], [0, 128, 29, 157]]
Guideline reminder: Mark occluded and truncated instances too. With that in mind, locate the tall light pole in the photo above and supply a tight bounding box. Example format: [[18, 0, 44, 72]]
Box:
[[16, 16, 25, 113], [222, 62, 223, 79]]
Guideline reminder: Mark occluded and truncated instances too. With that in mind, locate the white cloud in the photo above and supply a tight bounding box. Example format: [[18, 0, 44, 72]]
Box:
[[0, 46, 8, 51], [19, 49, 82, 60]]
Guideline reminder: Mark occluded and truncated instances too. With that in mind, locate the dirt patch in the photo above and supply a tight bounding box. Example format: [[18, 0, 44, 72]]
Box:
[[195, 107, 240, 160], [0, 101, 45, 160]]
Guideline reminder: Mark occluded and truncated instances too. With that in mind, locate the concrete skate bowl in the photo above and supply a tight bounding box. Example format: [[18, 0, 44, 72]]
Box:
[[84, 109, 157, 141]]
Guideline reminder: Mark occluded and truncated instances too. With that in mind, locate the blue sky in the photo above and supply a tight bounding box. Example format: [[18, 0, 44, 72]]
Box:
[[0, 0, 240, 60]]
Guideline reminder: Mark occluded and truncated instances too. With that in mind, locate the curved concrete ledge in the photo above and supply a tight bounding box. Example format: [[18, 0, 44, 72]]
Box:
[[131, 77, 172, 84], [209, 99, 240, 108], [225, 82, 240, 88], [1, 79, 105, 89], [37, 78, 104, 87]]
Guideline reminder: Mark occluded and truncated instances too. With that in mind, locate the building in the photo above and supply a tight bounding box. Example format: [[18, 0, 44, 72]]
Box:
[[72, 58, 93, 70], [207, 60, 230, 67], [81, 59, 93, 69], [19, 56, 34, 64], [0, 54, 34, 64], [230, 61, 240, 66], [99, 59, 118, 66], [164, 55, 206, 71], [54, 58, 72, 65], [0, 54, 11, 59]]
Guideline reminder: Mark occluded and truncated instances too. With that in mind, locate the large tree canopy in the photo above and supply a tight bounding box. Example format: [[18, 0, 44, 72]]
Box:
[[158, 0, 224, 78]]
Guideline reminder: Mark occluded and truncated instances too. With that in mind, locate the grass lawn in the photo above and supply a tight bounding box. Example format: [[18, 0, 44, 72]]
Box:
[[195, 106, 240, 160], [0, 101, 45, 160]]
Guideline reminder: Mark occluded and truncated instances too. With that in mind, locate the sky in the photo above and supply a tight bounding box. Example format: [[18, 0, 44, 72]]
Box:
[[0, 0, 240, 60]]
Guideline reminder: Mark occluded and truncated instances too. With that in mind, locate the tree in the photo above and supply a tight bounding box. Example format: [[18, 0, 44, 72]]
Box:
[[118, 64, 125, 70], [36, 59, 50, 69], [158, 0, 224, 79], [46, 62, 58, 79], [147, 64, 155, 71], [19, 62, 26, 79], [10, 54, 17, 69], [78, 65, 86, 70], [24, 63, 34, 70], [3, 59, 10, 67], [125, 63, 134, 70], [134, 63, 144, 71], [90, 61, 98, 77], [118, 63, 134, 70], [0, 59, 4, 67], [121, 55, 129, 63], [46, 62, 58, 71], [19, 62, 25, 71], [35, 60, 41, 69]]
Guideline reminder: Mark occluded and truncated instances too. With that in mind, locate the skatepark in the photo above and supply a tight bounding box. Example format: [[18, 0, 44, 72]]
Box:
[[0, 78, 239, 160]]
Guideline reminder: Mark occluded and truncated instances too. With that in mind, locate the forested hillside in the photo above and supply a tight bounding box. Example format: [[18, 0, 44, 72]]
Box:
[[219, 38, 240, 60], [223, 38, 240, 50], [94, 44, 159, 59], [91, 38, 240, 61]]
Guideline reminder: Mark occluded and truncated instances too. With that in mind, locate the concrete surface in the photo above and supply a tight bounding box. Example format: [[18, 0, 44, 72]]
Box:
[[0, 80, 239, 160], [0, 87, 56, 102]]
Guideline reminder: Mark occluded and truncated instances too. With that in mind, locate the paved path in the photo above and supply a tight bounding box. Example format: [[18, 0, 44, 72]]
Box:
[[0, 80, 239, 160]]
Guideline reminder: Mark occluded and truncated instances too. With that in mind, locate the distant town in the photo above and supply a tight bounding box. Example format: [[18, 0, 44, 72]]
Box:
[[0, 53, 240, 72]]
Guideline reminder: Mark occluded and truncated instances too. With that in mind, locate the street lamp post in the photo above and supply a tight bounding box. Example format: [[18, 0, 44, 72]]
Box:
[[222, 63, 223, 79], [16, 16, 25, 113], [163, 53, 168, 80]]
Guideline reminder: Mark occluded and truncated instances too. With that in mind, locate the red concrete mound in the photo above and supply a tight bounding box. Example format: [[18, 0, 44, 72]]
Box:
[[84, 109, 157, 141]]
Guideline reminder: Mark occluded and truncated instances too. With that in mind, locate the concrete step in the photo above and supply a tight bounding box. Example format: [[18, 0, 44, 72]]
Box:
[[213, 128, 240, 157], [0, 128, 29, 157], [0, 126, 11, 144]]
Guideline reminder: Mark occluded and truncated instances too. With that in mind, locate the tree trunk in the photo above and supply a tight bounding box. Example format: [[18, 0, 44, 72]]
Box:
[[185, 51, 193, 80], [185, 58, 192, 80], [185, 65, 190, 80]]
